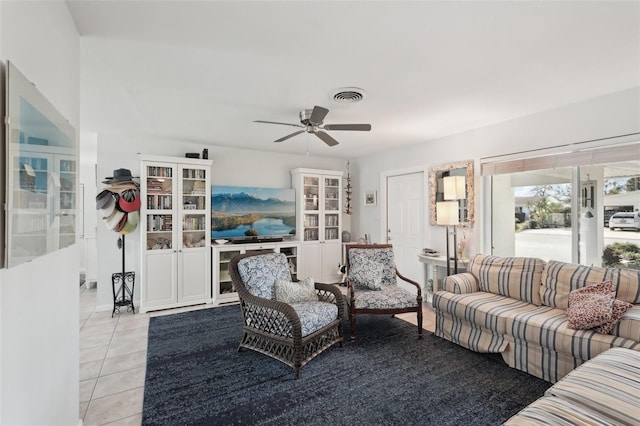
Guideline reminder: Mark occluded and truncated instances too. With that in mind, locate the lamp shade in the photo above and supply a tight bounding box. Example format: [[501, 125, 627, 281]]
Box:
[[437, 201, 459, 226], [444, 175, 466, 200]]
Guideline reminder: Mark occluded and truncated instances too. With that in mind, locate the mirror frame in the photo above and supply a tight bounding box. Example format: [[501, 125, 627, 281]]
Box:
[[429, 160, 474, 227]]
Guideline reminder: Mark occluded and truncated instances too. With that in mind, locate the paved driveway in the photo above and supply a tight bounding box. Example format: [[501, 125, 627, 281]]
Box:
[[515, 228, 640, 262]]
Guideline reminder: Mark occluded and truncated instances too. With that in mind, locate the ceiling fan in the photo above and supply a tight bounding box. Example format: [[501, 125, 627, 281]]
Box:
[[254, 105, 371, 146]]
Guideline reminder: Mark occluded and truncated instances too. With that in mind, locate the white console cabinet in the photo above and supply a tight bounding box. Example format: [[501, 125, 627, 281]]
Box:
[[139, 155, 213, 312], [291, 168, 343, 284], [212, 241, 300, 305]]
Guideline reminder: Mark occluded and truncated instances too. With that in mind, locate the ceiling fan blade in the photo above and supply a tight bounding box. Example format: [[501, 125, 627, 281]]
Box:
[[309, 106, 329, 125], [254, 120, 304, 129], [323, 123, 372, 131], [274, 130, 305, 143], [315, 131, 339, 147]]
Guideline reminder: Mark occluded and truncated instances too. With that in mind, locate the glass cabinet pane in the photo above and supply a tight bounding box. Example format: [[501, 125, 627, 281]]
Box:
[[146, 166, 173, 210], [182, 167, 207, 210], [218, 249, 241, 295], [303, 213, 319, 241], [303, 176, 320, 210], [146, 214, 173, 250], [279, 246, 298, 278], [325, 213, 339, 240], [182, 214, 206, 248], [324, 177, 340, 211]]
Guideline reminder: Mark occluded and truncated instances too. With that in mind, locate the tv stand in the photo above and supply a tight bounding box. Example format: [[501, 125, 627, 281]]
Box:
[[212, 241, 300, 305]]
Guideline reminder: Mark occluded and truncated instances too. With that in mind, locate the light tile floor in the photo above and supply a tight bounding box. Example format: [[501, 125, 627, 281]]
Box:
[[78, 284, 436, 425]]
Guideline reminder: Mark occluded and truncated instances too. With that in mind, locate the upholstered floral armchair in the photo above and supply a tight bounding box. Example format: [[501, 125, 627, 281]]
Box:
[[346, 244, 423, 341], [229, 251, 344, 379]]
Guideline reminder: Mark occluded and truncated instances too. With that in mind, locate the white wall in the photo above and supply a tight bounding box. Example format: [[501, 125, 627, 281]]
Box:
[[353, 87, 640, 256], [80, 132, 98, 283], [92, 135, 346, 310], [0, 1, 80, 424]]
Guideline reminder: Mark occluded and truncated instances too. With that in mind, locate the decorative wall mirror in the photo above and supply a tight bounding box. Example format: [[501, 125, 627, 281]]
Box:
[[5, 61, 77, 268], [429, 160, 474, 227]]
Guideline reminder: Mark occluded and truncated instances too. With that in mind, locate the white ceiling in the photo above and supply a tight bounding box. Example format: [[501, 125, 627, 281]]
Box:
[[66, 1, 640, 159]]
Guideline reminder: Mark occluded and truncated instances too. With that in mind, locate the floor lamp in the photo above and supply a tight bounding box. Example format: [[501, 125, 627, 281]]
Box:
[[439, 175, 466, 276], [437, 200, 459, 276]]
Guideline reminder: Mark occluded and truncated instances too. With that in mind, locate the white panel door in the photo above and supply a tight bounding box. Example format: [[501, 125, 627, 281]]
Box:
[[178, 248, 210, 302], [387, 172, 424, 290]]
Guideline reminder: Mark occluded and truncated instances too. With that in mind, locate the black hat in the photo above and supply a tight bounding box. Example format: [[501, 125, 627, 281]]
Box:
[[95, 189, 114, 210], [105, 168, 138, 182]]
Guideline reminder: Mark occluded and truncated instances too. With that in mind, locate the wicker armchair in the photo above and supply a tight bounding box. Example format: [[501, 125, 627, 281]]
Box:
[[346, 244, 423, 341], [229, 251, 344, 379]]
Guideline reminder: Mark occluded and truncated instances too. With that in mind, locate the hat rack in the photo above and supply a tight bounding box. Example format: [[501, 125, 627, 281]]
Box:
[[112, 235, 135, 317], [96, 168, 140, 317]]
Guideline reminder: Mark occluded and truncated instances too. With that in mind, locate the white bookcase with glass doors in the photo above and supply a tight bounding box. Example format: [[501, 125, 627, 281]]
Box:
[[291, 168, 343, 283], [139, 155, 212, 313]]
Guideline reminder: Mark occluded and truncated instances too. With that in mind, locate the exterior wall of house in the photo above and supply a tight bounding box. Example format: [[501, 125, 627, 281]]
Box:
[[0, 1, 80, 424], [352, 87, 640, 256]]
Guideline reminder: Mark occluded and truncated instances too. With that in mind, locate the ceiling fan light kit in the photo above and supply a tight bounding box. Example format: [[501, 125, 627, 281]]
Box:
[[254, 105, 371, 147]]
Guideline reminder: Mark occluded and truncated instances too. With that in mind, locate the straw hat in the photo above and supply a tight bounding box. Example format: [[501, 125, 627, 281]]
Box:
[[103, 209, 125, 230], [118, 211, 139, 235]]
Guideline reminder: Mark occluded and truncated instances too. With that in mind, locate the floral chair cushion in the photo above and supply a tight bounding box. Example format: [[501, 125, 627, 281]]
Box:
[[348, 286, 418, 310], [348, 258, 384, 290], [349, 247, 397, 287], [237, 253, 292, 299], [291, 301, 339, 337]]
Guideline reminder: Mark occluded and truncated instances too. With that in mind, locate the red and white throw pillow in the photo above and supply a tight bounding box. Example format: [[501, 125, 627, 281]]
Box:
[[594, 298, 633, 334], [566, 281, 615, 330]]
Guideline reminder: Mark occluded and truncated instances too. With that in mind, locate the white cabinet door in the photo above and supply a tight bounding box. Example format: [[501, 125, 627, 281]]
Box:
[[320, 241, 342, 283], [300, 242, 341, 283], [178, 247, 209, 302], [299, 243, 322, 281], [144, 251, 177, 308]]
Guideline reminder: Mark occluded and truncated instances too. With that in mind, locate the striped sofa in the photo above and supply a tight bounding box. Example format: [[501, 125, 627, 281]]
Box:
[[433, 254, 640, 383], [504, 347, 640, 425]]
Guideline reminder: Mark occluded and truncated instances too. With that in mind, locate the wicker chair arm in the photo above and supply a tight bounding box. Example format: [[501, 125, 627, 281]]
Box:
[[239, 291, 304, 340], [314, 282, 345, 320]]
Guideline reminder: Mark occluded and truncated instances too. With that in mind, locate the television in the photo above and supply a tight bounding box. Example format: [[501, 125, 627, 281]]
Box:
[[211, 185, 296, 242]]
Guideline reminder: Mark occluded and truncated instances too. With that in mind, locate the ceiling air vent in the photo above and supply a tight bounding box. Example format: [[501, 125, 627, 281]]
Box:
[[331, 87, 366, 103]]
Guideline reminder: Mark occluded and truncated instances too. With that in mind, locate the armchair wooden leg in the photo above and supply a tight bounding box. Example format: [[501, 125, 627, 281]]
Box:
[[417, 309, 423, 339], [349, 310, 356, 341]]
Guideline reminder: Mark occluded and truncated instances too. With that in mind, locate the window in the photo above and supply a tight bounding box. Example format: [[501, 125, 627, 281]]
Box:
[[483, 138, 640, 270]]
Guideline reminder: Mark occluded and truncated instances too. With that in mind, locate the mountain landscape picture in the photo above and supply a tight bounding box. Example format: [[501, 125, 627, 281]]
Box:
[[211, 186, 296, 239]]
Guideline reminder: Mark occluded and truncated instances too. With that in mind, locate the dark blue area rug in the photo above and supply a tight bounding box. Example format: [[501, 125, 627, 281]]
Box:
[[143, 305, 550, 425]]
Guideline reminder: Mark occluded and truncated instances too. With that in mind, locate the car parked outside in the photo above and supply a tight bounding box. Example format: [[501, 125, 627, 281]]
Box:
[[608, 211, 640, 231]]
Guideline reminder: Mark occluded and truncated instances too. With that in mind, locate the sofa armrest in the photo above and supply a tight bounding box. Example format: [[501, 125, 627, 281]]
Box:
[[443, 272, 479, 294]]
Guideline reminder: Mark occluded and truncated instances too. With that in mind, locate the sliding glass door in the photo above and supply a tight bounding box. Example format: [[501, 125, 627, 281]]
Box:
[[486, 140, 640, 270], [491, 167, 573, 262]]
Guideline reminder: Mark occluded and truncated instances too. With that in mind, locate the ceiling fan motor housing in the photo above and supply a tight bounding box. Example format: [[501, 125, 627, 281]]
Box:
[[299, 109, 317, 125]]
